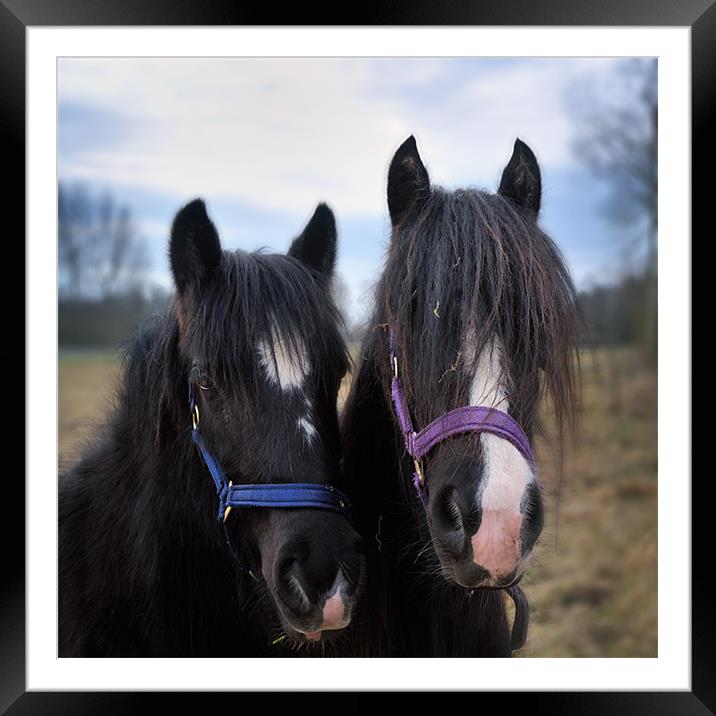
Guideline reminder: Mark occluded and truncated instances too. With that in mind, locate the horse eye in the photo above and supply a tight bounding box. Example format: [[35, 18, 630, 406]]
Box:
[[191, 366, 215, 391], [198, 376, 214, 391]]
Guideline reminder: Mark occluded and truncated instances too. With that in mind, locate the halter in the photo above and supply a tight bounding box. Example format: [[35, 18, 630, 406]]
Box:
[[387, 326, 535, 650], [388, 327, 536, 504], [188, 380, 350, 523]]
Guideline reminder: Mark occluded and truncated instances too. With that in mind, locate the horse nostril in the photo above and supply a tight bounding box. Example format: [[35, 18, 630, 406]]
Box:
[[438, 487, 465, 534], [519, 481, 544, 553], [277, 557, 312, 617], [428, 486, 475, 559]]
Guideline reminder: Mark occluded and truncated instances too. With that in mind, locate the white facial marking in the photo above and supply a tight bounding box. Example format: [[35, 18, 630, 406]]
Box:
[[467, 335, 508, 411], [297, 570, 351, 640], [320, 571, 350, 630], [465, 335, 533, 519], [297, 416, 317, 444], [258, 333, 316, 444], [478, 438, 532, 511], [257, 326, 309, 391], [297, 395, 317, 444]]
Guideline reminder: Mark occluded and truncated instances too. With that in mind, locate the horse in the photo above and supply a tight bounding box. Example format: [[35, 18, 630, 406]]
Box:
[[341, 136, 580, 656], [59, 199, 366, 656]]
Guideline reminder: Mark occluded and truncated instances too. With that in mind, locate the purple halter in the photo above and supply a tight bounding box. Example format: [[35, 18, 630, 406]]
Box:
[[388, 327, 536, 505]]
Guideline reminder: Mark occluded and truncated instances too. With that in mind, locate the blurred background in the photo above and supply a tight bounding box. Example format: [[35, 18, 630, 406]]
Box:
[[58, 57, 657, 657]]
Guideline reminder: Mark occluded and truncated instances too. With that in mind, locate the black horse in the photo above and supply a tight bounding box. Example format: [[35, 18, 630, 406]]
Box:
[[59, 199, 365, 656], [342, 137, 580, 656]]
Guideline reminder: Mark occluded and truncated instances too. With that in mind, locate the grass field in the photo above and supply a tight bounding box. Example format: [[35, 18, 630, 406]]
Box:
[[59, 346, 657, 657]]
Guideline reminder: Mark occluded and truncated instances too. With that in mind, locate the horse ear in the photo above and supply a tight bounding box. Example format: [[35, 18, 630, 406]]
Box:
[[498, 138, 542, 215], [169, 199, 222, 293], [387, 135, 431, 226], [288, 203, 337, 276]]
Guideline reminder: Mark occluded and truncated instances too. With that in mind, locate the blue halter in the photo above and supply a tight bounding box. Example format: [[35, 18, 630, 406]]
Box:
[[188, 381, 350, 523]]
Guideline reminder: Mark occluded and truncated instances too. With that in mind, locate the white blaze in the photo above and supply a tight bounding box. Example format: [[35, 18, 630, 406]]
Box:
[[257, 326, 316, 444], [467, 336, 508, 411], [465, 336, 533, 516]]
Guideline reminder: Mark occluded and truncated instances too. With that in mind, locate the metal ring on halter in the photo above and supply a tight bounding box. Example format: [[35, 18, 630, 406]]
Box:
[[192, 403, 200, 430]]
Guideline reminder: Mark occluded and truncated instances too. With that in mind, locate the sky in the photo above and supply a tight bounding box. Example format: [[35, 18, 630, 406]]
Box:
[[58, 57, 642, 325]]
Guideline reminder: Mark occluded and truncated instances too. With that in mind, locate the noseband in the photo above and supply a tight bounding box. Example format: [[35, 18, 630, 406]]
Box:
[[188, 380, 350, 523], [388, 328, 536, 504]]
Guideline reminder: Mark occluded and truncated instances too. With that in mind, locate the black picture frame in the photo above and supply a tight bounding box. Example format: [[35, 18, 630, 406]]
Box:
[[6, 1, 707, 711]]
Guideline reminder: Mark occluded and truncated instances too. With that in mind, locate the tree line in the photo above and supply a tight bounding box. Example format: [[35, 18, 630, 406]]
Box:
[[58, 179, 656, 352], [58, 183, 170, 347], [568, 58, 657, 363]]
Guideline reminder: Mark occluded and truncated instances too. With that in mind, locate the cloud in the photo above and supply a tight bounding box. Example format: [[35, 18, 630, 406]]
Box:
[[58, 58, 631, 325], [390, 59, 621, 190], [59, 58, 414, 218], [58, 58, 618, 219]]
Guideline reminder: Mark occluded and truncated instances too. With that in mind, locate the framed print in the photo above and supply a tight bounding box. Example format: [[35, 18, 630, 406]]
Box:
[[5, 0, 709, 711]]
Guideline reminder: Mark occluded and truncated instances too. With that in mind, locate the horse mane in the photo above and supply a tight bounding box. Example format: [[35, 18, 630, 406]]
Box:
[[368, 186, 581, 441]]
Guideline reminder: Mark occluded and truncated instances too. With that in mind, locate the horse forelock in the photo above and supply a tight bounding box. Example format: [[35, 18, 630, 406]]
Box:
[[375, 186, 582, 441]]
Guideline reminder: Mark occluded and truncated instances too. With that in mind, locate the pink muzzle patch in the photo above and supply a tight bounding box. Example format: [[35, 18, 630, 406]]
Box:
[[300, 594, 346, 642], [320, 594, 345, 631], [471, 510, 523, 579]]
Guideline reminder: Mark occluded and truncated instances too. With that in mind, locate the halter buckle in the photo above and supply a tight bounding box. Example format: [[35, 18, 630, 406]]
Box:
[[392, 355, 399, 379], [192, 403, 200, 430], [413, 456, 425, 488], [223, 481, 233, 523]]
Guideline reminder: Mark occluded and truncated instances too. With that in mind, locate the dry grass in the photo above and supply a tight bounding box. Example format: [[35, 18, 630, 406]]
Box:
[[58, 346, 657, 657], [517, 348, 657, 657], [58, 350, 123, 472]]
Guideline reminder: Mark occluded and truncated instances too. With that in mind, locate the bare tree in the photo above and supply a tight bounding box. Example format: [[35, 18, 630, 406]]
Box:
[[58, 183, 90, 298], [568, 59, 657, 361], [59, 183, 148, 299]]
